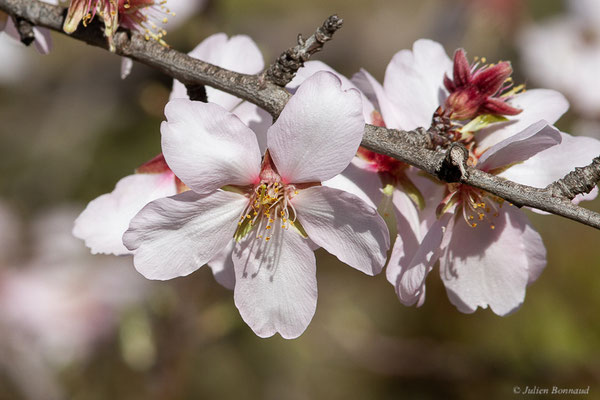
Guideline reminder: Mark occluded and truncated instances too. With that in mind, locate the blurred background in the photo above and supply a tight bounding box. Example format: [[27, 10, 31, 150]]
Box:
[[1, 0, 599, 399]]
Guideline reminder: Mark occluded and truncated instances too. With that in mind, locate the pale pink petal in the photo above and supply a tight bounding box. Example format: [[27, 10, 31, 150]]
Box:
[[382, 39, 452, 130], [207, 240, 236, 290], [354, 68, 404, 128], [386, 189, 423, 285], [394, 213, 452, 307], [287, 60, 375, 121], [73, 172, 177, 255], [500, 132, 600, 197], [120, 57, 133, 79], [293, 186, 389, 276], [477, 120, 561, 172], [161, 99, 262, 194], [170, 33, 264, 109], [439, 206, 546, 316], [477, 89, 569, 150], [322, 158, 383, 209], [268, 71, 364, 184], [32, 27, 52, 54], [231, 100, 272, 154], [2, 18, 20, 41], [123, 190, 248, 280], [233, 230, 317, 339]]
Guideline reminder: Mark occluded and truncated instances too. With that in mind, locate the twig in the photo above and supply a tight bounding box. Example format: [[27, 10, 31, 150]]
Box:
[[547, 156, 600, 200], [262, 14, 344, 86], [2, 0, 600, 230]]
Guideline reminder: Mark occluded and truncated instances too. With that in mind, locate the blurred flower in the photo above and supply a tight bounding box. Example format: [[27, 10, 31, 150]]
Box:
[[124, 72, 389, 338], [519, 0, 600, 117], [74, 33, 270, 290], [0, 206, 150, 399]]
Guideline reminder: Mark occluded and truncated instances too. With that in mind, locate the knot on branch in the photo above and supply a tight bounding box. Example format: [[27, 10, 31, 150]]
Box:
[[437, 143, 469, 183], [548, 156, 600, 200], [263, 15, 343, 87], [185, 84, 208, 102], [14, 16, 35, 46]]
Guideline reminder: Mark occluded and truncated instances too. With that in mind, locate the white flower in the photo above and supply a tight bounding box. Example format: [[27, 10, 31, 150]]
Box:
[[123, 72, 390, 338]]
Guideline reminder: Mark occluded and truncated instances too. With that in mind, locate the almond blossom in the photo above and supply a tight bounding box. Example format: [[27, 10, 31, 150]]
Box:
[[352, 39, 600, 314], [73, 33, 270, 289], [123, 72, 390, 338], [63, 0, 174, 51]]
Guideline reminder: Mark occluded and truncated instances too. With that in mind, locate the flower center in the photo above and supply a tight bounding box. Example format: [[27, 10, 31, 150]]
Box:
[[235, 181, 299, 242]]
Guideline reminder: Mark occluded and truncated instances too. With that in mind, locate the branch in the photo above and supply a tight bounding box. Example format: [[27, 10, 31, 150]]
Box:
[[2, 0, 600, 230], [262, 14, 343, 86]]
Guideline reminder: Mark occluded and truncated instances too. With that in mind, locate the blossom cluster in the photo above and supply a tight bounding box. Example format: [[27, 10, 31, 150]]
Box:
[[71, 32, 600, 338]]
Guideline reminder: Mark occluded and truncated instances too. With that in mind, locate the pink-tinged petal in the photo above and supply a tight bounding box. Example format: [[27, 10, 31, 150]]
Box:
[[161, 99, 262, 194], [267, 71, 364, 184], [439, 206, 545, 316], [2, 18, 20, 41], [170, 33, 263, 108], [287, 60, 375, 121], [383, 39, 453, 130], [120, 57, 133, 79], [477, 89, 569, 150], [293, 186, 389, 276], [32, 27, 52, 54], [477, 121, 561, 172], [354, 68, 403, 128], [73, 172, 177, 255], [386, 189, 423, 285], [394, 213, 452, 307], [233, 230, 317, 339], [322, 158, 383, 209], [231, 101, 272, 154], [500, 132, 600, 195], [207, 240, 236, 290], [124, 190, 248, 280]]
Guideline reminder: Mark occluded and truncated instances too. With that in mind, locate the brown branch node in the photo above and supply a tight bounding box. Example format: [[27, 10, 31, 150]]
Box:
[[263, 14, 343, 87], [547, 156, 600, 200], [13, 15, 35, 46], [437, 142, 469, 183]]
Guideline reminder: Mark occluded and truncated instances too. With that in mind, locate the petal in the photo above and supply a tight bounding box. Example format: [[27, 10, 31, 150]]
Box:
[[322, 158, 383, 209], [386, 189, 423, 285], [287, 60, 375, 121], [207, 240, 236, 290], [233, 229, 317, 339], [394, 213, 451, 306], [383, 39, 453, 130], [500, 132, 600, 192], [293, 186, 389, 276], [123, 190, 248, 280], [230, 100, 272, 154], [161, 99, 262, 194], [73, 172, 177, 255], [120, 57, 133, 79], [476, 89, 569, 150], [33, 27, 52, 54], [439, 206, 546, 316], [170, 33, 264, 109], [268, 71, 364, 183], [477, 120, 561, 172], [354, 68, 403, 128]]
